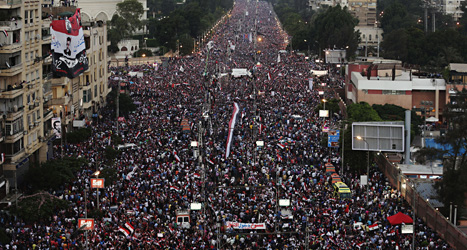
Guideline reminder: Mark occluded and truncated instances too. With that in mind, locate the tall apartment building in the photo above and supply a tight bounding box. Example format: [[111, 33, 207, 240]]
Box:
[[0, 0, 110, 201]]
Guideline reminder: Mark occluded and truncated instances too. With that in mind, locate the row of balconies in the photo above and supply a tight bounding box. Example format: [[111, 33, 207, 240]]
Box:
[[0, 0, 22, 7], [0, 20, 22, 31]]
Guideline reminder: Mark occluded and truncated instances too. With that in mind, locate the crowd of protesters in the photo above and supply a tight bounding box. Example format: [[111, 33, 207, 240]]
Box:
[[0, 0, 454, 249]]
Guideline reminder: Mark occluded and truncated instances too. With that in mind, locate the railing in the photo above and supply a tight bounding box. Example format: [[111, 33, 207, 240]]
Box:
[[0, 20, 22, 30], [0, 0, 22, 6]]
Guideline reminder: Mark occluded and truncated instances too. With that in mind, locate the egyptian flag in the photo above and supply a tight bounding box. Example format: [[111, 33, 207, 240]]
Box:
[[277, 143, 285, 149], [125, 222, 135, 234], [173, 151, 180, 162], [118, 226, 130, 237], [2, 30, 7, 37], [50, 9, 88, 78], [170, 186, 180, 192], [277, 153, 282, 162], [267, 72, 271, 81], [225, 103, 240, 159], [135, 131, 141, 138], [207, 159, 214, 165], [193, 173, 201, 178]]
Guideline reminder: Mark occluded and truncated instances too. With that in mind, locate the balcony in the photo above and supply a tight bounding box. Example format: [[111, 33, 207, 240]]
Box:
[[0, 20, 22, 31], [0, 63, 22, 77], [42, 34, 51, 44], [0, 42, 22, 54], [1, 85, 23, 99], [41, 18, 51, 28], [5, 105, 24, 121], [51, 77, 67, 86], [50, 95, 70, 106], [0, 0, 22, 8], [4, 129, 23, 144]]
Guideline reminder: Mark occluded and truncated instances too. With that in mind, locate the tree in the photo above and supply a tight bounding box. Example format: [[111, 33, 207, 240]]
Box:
[[312, 5, 360, 60], [10, 192, 70, 223], [415, 88, 467, 218], [347, 102, 382, 122], [341, 102, 382, 172], [107, 89, 137, 117], [116, 0, 144, 34], [108, 0, 144, 52], [24, 157, 87, 191]]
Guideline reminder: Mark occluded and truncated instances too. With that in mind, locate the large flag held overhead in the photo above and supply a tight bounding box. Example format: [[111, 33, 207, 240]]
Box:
[[50, 9, 88, 78], [225, 102, 240, 159]]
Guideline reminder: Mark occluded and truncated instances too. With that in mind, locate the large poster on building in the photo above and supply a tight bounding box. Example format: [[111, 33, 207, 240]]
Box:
[[50, 9, 88, 79], [52, 117, 62, 139]]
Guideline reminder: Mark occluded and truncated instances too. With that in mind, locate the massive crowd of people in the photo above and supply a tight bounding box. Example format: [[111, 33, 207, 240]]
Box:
[[0, 0, 454, 249]]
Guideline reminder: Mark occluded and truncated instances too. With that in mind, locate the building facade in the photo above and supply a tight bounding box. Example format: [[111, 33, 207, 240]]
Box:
[[346, 62, 447, 121], [0, 0, 110, 201]]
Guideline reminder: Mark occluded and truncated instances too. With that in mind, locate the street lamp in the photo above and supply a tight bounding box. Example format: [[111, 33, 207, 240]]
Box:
[[93, 170, 100, 210], [356, 136, 370, 206], [322, 98, 327, 110]]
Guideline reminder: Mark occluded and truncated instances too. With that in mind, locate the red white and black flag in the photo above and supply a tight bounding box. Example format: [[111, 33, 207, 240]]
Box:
[[50, 9, 88, 79], [225, 102, 240, 159]]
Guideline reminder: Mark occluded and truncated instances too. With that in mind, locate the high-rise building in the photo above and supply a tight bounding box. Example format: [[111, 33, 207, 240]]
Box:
[[0, 0, 110, 201]]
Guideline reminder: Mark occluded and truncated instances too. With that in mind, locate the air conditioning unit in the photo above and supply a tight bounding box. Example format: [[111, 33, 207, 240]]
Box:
[[23, 131, 27, 135], [29, 123, 33, 129], [36, 34, 40, 40], [34, 101, 39, 107], [44, 97, 48, 102], [29, 104, 34, 109], [34, 121, 40, 126], [28, 84, 33, 89]]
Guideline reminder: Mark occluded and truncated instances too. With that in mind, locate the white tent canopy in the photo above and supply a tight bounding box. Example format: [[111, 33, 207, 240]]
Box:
[[425, 117, 439, 122]]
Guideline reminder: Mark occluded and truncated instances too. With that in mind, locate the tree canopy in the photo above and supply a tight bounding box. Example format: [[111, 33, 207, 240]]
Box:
[[108, 0, 144, 52]]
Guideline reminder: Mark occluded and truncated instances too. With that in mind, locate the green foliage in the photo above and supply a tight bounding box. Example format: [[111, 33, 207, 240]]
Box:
[[107, 89, 137, 117], [147, 0, 232, 51], [116, 0, 144, 33], [108, 0, 144, 52], [104, 146, 119, 163], [99, 167, 118, 186], [315, 98, 340, 115], [25, 158, 87, 191], [10, 192, 70, 223], [66, 127, 92, 144], [347, 102, 382, 122], [379, 0, 467, 67], [274, 3, 359, 59]]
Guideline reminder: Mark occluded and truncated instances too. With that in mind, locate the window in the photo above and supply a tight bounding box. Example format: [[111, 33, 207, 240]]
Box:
[[369, 34, 372, 41], [25, 53, 29, 62], [26, 73, 29, 82], [382, 90, 406, 95], [30, 10, 33, 24], [24, 11, 28, 24], [94, 85, 97, 97]]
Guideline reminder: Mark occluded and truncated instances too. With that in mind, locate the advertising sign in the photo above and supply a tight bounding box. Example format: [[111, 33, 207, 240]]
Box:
[[78, 218, 94, 230], [91, 178, 104, 189], [328, 130, 340, 148]]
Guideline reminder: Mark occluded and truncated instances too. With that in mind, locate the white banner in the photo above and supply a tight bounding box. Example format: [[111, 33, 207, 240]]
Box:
[[52, 117, 62, 139], [225, 222, 266, 230], [308, 78, 313, 90]]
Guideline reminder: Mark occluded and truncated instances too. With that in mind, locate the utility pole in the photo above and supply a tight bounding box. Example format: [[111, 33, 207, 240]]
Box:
[[116, 80, 120, 136]]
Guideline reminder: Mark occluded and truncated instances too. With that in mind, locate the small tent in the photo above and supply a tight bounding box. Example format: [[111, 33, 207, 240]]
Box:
[[387, 212, 413, 225]]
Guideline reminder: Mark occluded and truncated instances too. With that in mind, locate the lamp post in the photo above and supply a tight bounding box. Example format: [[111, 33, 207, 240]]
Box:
[[322, 98, 327, 111], [356, 136, 369, 206], [93, 170, 100, 210]]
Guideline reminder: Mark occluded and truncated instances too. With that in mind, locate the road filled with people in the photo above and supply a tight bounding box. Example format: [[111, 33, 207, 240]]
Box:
[[0, 0, 454, 249]]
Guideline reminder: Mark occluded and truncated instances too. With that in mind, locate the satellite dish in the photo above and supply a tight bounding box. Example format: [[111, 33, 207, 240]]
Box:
[[5, 62, 10, 68]]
